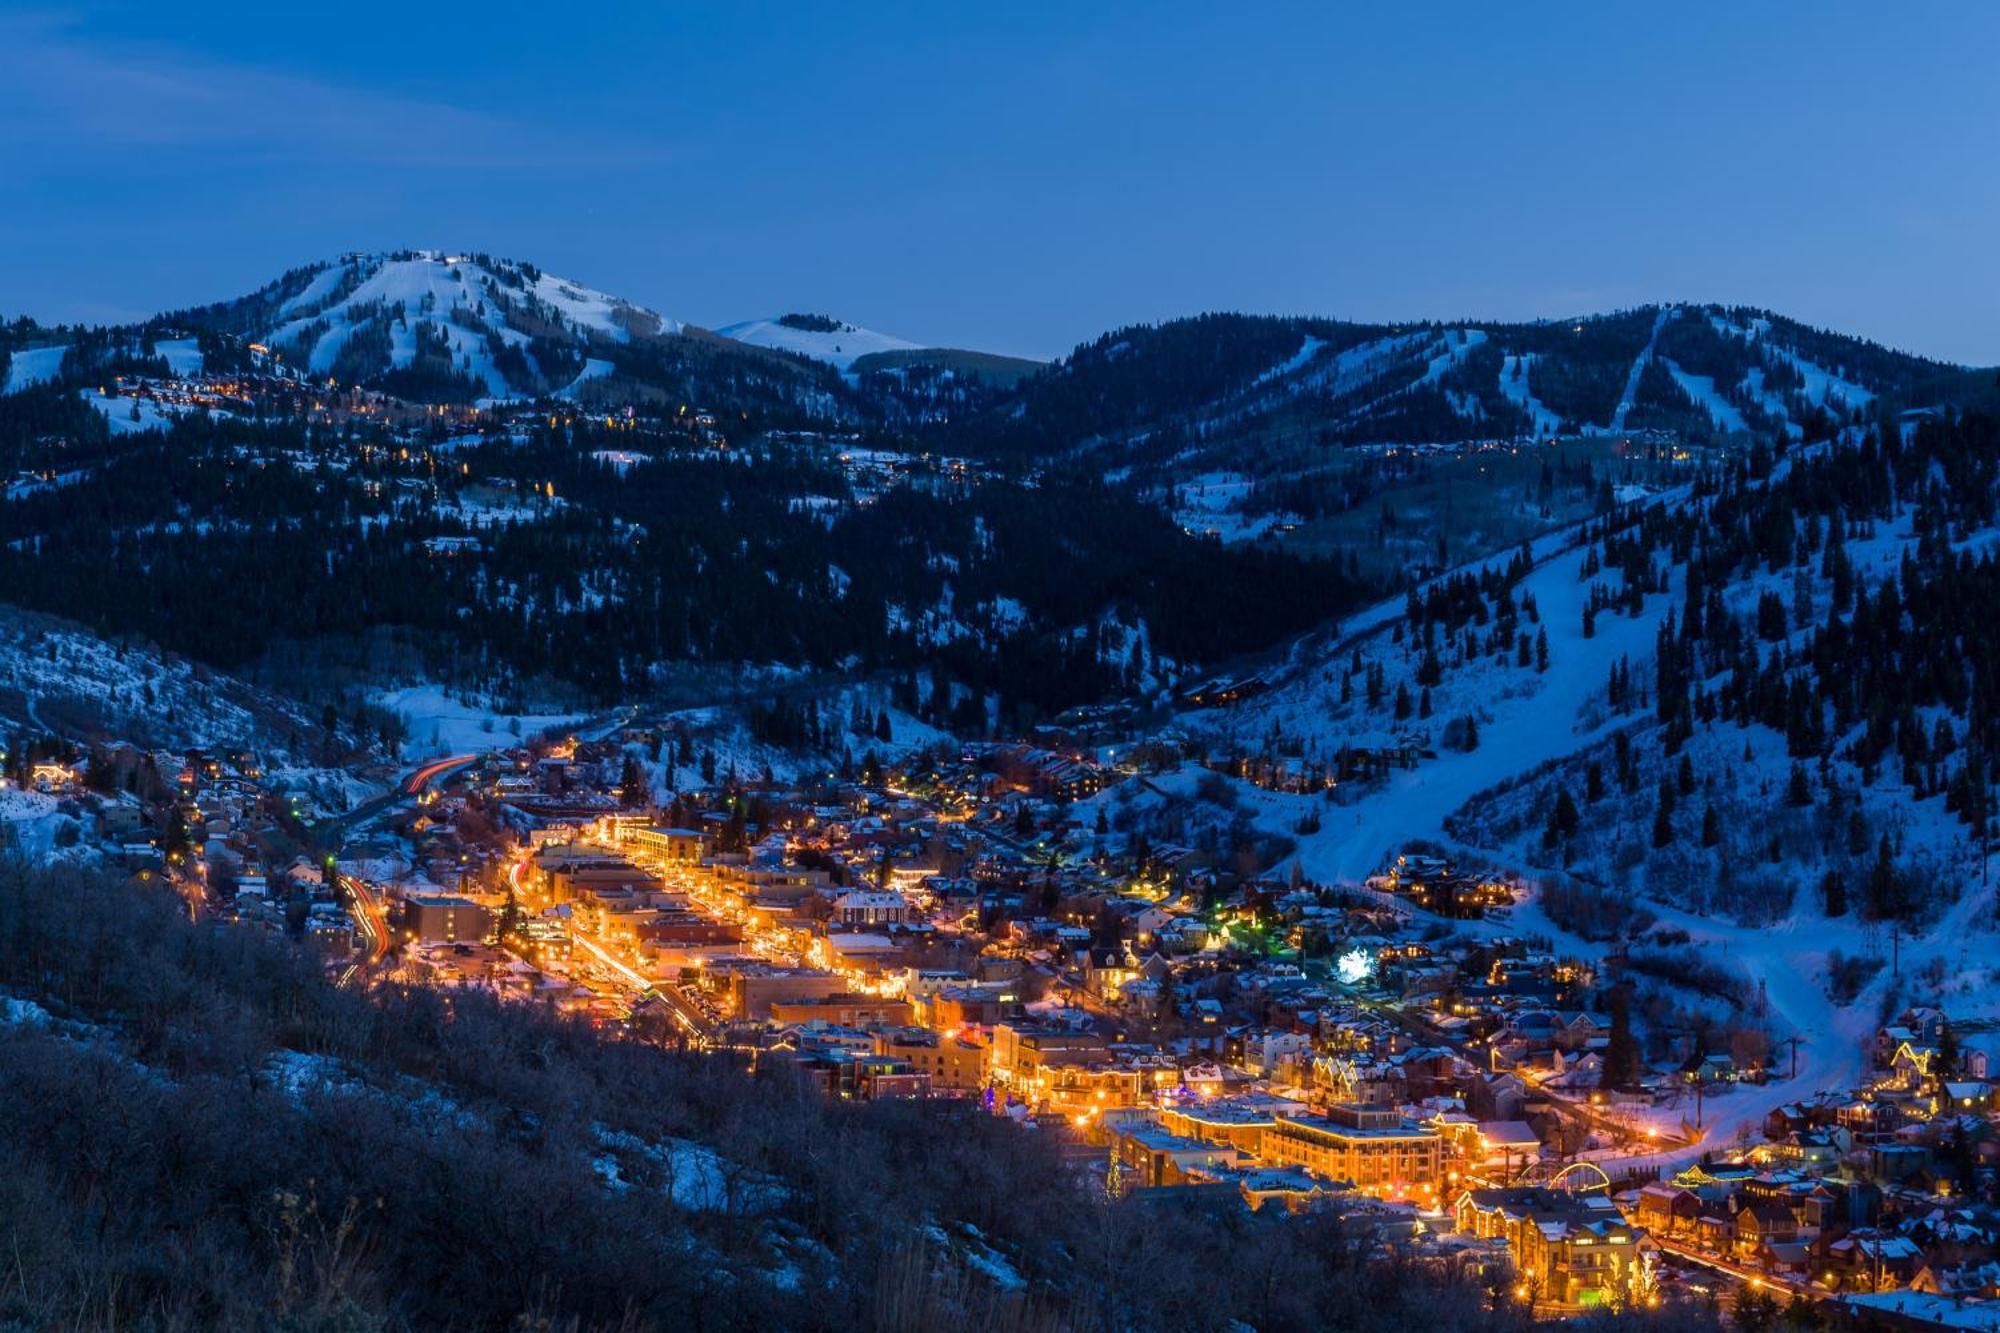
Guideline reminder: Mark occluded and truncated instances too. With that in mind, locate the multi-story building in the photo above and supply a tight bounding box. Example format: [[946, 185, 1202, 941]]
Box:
[[873, 1028, 988, 1093], [1261, 1104, 1444, 1204], [1109, 1122, 1246, 1188], [1158, 1099, 1281, 1153], [404, 895, 493, 944], [625, 825, 710, 866]]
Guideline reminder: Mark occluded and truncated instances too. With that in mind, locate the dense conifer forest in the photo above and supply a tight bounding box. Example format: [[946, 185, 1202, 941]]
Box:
[[0, 406, 1367, 720]]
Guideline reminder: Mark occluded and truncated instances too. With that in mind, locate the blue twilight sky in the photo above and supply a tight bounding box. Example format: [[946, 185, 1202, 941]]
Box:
[[1, 2, 1995, 363]]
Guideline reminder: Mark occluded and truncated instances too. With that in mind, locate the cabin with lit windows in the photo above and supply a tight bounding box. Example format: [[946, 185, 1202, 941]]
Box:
[[1634, 1183, 1699, 1237]]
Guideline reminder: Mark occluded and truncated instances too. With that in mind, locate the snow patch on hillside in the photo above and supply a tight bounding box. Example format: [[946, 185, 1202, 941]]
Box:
[[1253, 335, 1327, 386], [155, 338, 204, 377], [0, 787, 78, 861], [0, 605, 379, 788], [1661, 358, 1748, 434], [1771, 346, 1876, 409], [1169, 471, 1298, 543], [4, 345, 68, 393], [1411, 328, 1488, 388], [717, 316, 919, 371], [86, 392, 177, 433], [1742, 368, 1804, 439], [558, 358, 616, 399], [1499, 354, 1563, 437]]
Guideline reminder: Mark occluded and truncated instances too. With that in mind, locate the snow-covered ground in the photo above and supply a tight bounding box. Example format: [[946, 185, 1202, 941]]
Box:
[[716, 316, 920, 371], [86, 391, 177, 433], [0, 606, 386, 817], [1252, 334, 1327, 386], [374, 684, 588, 759], [155, 337, 204, 377], [0, 605, 344, 756], [1280, 530, 1678, 885], [559, 357, 616, 400], [0, 787, 80, 860], [635, 689, 953, 799], [593, 1126, 786, 1213], [1168, 471, 1299, 543], [1411, 328, 1488, 389], [3, 344, 68, 394], [1499, 354, 1563, 437], [1707, 311, 1879, 422], [1661, 358, 1749, 434]]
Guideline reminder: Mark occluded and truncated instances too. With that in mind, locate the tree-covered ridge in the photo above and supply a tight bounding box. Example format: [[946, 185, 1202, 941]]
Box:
[[0, 413, 1368, 722], [936, 304, 1971, 461], [1517, 411, 2000, 926], [945, 313, 1367, 456]]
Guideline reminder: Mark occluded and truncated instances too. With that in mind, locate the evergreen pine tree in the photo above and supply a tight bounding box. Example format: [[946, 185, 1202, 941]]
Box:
[[1867, 833, 1899, 919], [1602, 985, 1640, 1091], [1554, 789, 1579, 840]]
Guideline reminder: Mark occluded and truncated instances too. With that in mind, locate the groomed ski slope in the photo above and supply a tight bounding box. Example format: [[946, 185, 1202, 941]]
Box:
[[1288, 506, 1683, 886]]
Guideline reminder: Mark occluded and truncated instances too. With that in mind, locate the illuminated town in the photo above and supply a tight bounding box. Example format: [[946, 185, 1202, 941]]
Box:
[[7, 9, 2000, 1327], [0, 710, 1970, 1323]]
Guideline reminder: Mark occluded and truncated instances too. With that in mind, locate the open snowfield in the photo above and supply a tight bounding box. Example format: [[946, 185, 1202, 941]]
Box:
[[86, 391, 177, 433], [3, 344, 68, 393], [155, 338, 204, 377], [0, 787, 75, 860], [374, 685, 587, 759]]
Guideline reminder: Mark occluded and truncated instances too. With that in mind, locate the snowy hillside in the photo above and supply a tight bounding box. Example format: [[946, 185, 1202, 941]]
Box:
[[1150, 411, 2000, 1161], [633, 684, 955, 800], [184, 250, 682, 401], [717, 314, 920, 371], [3, 344, 68, 394], [373, 683, 589, 760], [0, 787, 85, 862], [0, 603, 389, 812], [998, 304, 1951, 458]]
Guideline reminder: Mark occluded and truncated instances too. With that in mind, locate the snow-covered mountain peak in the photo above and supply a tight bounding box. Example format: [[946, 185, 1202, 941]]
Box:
[[207, 251, 685, 401]]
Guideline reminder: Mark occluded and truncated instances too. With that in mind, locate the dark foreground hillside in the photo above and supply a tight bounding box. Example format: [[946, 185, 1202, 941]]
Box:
[[0, 862, 1720, 1332]]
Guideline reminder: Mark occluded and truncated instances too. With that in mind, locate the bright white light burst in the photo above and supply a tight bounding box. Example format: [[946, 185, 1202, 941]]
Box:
[[1336, 947, 1375, 986]]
